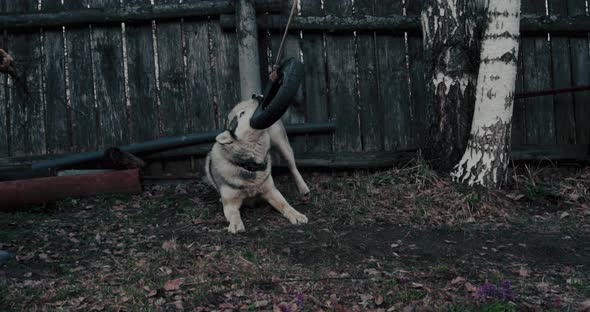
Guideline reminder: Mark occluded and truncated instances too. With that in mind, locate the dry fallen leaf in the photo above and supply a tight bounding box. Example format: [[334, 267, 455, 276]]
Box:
[[519, 267, 530, 278], [465, 282, 477, 293], [254, 300, 269, 308], [364, 268, 380, 276], [147, 289, 158, 298], [162, 240, 178, 252], [410, 282, 423, 289], [163, 278, 185, 291], [451, 277, 465, 286], [579, 300, 590, 312], [375, 294, 384, 305]]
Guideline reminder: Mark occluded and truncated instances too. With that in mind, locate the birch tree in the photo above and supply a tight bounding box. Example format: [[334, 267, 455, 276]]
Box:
[[451, 0, 521, 187], [421, 0, 480, 171]]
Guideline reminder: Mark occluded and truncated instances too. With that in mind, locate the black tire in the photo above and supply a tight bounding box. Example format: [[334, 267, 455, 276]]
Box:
[[250, 57, 304, 129]]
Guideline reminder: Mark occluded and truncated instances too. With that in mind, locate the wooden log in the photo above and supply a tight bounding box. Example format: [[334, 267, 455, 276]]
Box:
[[0, 0, 282, 30], [0, 169, 141, 210], [221, 14, 590, 36]]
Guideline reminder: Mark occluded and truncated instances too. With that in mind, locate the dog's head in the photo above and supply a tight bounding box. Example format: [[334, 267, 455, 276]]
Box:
[[215, 97, 263, 145]]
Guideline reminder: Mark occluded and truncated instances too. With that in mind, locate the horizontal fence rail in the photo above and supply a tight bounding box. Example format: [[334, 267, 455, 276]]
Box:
[[0, 0, 282, 29]]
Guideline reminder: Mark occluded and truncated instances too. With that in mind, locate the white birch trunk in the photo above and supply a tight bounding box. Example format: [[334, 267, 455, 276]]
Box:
[[450, 0, 521, 187]]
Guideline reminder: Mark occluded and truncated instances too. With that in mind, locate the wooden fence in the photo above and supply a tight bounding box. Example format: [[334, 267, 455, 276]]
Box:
[[0, 0, 588, 173]]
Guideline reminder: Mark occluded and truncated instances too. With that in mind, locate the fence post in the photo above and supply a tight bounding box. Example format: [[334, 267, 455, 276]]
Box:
[[237, 0, 262, 100]]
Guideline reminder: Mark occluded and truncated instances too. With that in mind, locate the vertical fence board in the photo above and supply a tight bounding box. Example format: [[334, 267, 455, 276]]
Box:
[[269, 4, 306, 152], [42, 0, 70, 154], [324, 0, 361, 152], [300, 0, 330, 153], [406, 0, 428, 148], [522, 0, 555, 145], [5, 0, 45, 156], [88, 0, 127, 148], [568, 0, 590, 144], [355, 0, 383, 152], [512, 42, 526, 147], [375, 0, 412, 151], [65, 0, 98, 152], [548, 0, 577, 144], [125, 0, 159, 142], [156, 0, 187, 136], [184, 17, 216, 133], [211, 20, 240, 126], [0, 3, 7, 156], [0, 63, 6, 157]]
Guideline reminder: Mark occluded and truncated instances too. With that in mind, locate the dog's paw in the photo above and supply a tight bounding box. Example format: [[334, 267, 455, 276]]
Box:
[[287, 211, 308, 225], [301, 192, 311, 203], [228, 221, 246, 234]]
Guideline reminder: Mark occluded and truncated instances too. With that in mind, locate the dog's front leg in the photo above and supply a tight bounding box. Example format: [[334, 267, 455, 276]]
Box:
[[269, 123, 310, 200], [220, 188, 245, 234], [262, 179, 308, 225]]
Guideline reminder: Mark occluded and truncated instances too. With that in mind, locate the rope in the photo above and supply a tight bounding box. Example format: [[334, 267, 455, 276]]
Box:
[[270, 0, 298, 81]]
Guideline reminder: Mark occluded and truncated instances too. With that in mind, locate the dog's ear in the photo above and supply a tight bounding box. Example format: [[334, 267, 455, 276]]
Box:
[[215, 131, 234, 144]]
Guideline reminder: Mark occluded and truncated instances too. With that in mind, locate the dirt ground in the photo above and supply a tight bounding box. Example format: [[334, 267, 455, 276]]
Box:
[[1, 160, 589, 311]]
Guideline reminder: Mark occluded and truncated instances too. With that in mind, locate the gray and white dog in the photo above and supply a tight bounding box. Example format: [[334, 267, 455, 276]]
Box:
[[205, 98, 310, 234]]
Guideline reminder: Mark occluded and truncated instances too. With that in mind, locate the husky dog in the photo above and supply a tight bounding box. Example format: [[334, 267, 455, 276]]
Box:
[[205, 98, 310, 234]]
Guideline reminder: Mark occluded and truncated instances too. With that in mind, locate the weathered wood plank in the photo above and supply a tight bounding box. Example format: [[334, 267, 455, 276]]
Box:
[[521, 0, 555, 145], [42, 0, 70, 154], [0, 0, 282, 29], [269, 2, 306, 153], [324, 0, 361, 152], [124, 0, 159, 143], [5, 0, 45, 156], [406, 0, 428, 147], [548, 0, 577, 144], [374, 0, 412, 151], [354, 0, 382, 152], [0, 68, 6, 157], [511, 41, 526, 147], [184, 0, 216, 133], [210, 18, 240, 126], [568, 0, 590, 144], [0, 4, 7, 156], [88, 0, 128, 148], [156, 0, 187, 137], [64, 0, 98, 152], [300, 0, 330, 153]]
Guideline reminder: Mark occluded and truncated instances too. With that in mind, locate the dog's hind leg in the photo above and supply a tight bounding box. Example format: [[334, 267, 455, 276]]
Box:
[[269, 122, 310, 200], [220, 188, 245, 234], [262, 178, 308, 225]]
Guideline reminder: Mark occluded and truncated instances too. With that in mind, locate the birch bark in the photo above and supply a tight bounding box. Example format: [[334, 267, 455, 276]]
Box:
[[451, 0, 521, 187]]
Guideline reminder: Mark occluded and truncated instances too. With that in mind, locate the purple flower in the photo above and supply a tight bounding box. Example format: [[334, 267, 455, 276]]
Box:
[[475, 282, 498, 301], [296, 293, 305, 307], [279, 304, 292, 312], [501, 280, 516, 301]]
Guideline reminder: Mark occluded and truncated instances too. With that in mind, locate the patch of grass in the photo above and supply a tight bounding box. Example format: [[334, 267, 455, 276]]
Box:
[[447, 302, 517, 312]]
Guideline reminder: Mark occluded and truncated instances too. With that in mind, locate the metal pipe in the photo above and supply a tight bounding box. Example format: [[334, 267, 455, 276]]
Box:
[[515, 84, 590, 99], [30, 121, 335, 171]]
